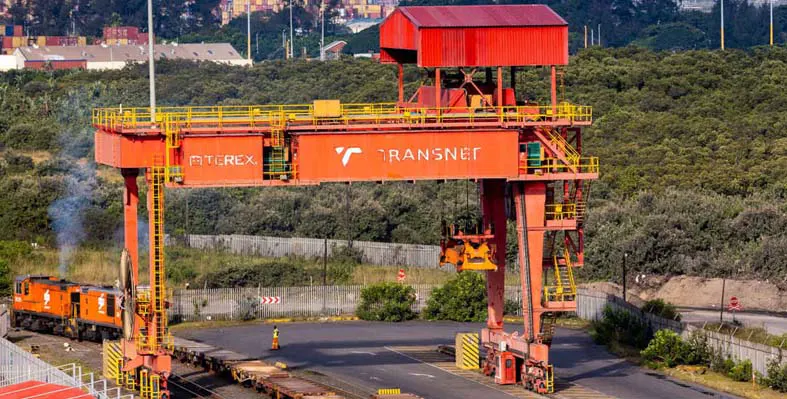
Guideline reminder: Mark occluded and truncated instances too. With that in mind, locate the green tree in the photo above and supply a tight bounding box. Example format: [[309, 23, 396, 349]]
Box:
[[356, 282, 416, 322], [424, 272, 487, 322]]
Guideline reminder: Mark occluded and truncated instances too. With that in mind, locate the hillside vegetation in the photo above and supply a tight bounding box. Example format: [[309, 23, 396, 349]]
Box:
[[2, 47, 787, 287]]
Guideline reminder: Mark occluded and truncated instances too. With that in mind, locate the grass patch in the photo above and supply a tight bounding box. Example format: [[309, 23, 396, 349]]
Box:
[[664, 366, 785, 399], [554, 316, 591, 330], [704, 323, 787, 348]]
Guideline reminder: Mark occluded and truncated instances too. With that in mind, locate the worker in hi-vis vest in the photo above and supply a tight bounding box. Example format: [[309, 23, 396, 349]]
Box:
[[271, 325, 280, 350]]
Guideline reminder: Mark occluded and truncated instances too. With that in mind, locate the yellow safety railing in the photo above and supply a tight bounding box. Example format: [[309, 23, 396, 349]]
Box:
[[140, 370, 150, 399], [576, 201, 587, 223], [521, 157, 599, 175], [545, 203, 577, 221], [545, 364, 555, 393], [92, 102, 592, 131], [544, 248, 577, 302]]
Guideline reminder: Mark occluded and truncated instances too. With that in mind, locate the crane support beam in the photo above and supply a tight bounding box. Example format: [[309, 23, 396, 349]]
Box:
[[121, 168, 139, 284], [481, 179, 507, 331]]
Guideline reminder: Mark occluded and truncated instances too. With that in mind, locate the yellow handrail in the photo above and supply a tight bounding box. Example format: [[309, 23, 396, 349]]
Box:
[[522, 157, 599, 174], [92, 103, 593, 131]]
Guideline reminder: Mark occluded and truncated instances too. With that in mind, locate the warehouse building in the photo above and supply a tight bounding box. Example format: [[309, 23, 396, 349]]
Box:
[[6, 42, 250, 71]]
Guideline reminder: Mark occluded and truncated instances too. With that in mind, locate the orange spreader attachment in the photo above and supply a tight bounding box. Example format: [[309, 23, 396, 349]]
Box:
[[439, 225, 498, 271]]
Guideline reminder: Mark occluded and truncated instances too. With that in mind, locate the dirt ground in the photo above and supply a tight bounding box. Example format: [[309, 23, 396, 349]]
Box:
[[581, 274, 787, 312]]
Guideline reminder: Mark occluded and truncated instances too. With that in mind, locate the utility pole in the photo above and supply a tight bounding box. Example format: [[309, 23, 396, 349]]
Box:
[[771, 0, 774, 47], [622, 252, 628, 302], [591, 28, 594, 46], [720, 0, 725, 50], [247, 0, 251, 62], [289, 0, 294, 61], [584, 25, 588, 49], [320, 2, 326, 61], [147, 0, 156, 124], [719, 277, 726, 323], [598, 23, 601, 47]]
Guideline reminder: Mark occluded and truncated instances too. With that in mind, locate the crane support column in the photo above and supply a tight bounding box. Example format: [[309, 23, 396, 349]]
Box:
[[481, 179, 507, 331], [122, 169, 139, 284], [519, 182, 546, 341]]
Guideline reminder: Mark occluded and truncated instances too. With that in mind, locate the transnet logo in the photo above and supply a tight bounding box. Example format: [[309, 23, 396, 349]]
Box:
[[98, 293, 106, 314], [335, 147, 362, 167], [43, 289, 51, 309], [334, 145, 483, 166]]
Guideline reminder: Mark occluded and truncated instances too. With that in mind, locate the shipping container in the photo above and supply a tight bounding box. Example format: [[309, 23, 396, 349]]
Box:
[[13, 25, 22, 37], [295, 130, 519, 182], [119, 38, 128, 45], [36, 36, 46, 46], [12, 36, 25, 48], [4, 26, 13, 37], [46, 36, 62, 46], [78, 36, 87, 46], [24, 60, 87, 70], [1, 37, 11, 50]]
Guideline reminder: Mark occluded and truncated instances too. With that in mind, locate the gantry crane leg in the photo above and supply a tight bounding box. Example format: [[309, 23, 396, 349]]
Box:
[[117, 167, 171, 399], [481, 179, 507, 331], [481, 181, 553, 394]]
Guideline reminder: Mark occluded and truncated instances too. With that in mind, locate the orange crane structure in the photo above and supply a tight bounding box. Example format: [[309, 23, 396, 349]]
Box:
[[92, 4, 597, 397]]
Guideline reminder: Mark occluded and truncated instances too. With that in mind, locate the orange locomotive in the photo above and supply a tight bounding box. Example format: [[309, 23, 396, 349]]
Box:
[[12, 275, 122, 341]]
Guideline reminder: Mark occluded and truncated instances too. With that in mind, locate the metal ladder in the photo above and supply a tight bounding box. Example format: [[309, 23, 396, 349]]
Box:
[[546, 128, 580, 166], [150, 163, 167, 350], [164, 114, 183, 182], [545, 365, 555, 393], [267, 112, 289, 178], [555, 248, 577, 300]]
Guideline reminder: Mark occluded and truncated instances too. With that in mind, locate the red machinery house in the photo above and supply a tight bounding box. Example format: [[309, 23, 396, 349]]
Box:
[[381, 5, 568, 111]]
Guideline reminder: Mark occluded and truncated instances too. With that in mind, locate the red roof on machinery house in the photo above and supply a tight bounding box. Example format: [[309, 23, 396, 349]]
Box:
[[0, 380, 94, 399], [398, 5, 567, 28], [380, 5, 569, 68]]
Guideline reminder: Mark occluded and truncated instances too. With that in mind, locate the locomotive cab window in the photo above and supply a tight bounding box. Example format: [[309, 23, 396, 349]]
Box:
[[24, 282, 29, 295], [107, 294, 115, 317], [15, 281, 21, 294]]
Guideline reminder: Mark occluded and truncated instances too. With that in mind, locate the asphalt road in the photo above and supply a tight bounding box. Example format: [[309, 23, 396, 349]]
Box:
[[180, 321, 739, 399], [680, 308, 787, 335]]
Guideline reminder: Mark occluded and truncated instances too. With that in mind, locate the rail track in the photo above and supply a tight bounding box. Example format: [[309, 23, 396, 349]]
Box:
[[169, 372, 230, 399]]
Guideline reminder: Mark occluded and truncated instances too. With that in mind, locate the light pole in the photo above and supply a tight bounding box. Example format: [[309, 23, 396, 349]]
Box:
[[247, 0, 251, 62], [320, 2, 325, 61], [289, 0, 294, 60], [720, 0, 725, 50], [147, 0, 156, 124], [771, 0, 774, 47]]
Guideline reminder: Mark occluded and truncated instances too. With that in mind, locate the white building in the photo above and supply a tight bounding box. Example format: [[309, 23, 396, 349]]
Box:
[[9, 43, 251, 71]]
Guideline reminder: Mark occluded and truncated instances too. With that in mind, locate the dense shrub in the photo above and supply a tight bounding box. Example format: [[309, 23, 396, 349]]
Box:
[[2, 123, 56, 150], [356, 283, 416, 322], [729, 359, 753, 382], [683, 330, 711, 366], [424, 272, 487, 322], [4, 152, 34, 174], [642, 299, 681, 321], [0, 259, 11, 297], [641, 329, 689, 367], [196, 262, 310, 288], [765, 358, 787, 392], [590, 306, 651, 349]]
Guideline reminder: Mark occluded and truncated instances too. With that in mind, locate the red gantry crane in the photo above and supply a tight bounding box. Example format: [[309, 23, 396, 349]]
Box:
[[92, 4, 596, 397]]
